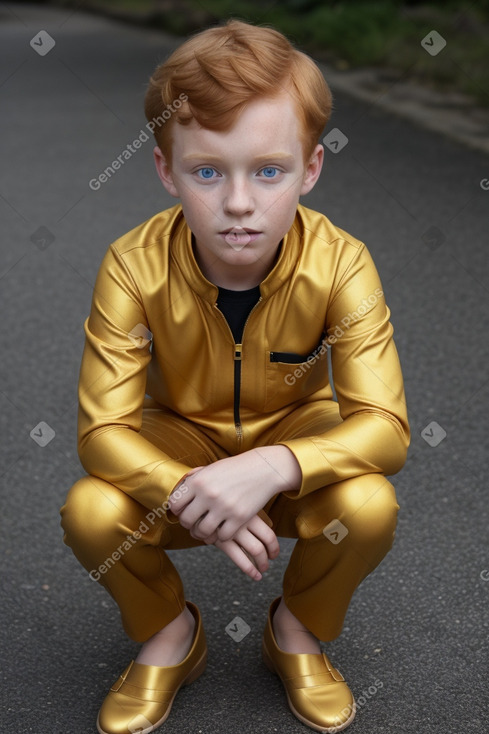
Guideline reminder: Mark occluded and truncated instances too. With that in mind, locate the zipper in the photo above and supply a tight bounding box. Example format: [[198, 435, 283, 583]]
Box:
[[232, 297, 262, 447], [234, 344, 243, 442], [213, 297, 262, 447]]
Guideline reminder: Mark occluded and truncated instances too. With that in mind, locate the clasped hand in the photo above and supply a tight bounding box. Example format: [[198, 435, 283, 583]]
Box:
[[168, 447, 301, 581]]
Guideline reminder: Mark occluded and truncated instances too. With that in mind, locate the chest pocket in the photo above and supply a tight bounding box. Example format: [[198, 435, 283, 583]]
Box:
[[264, 332, 330, 412]]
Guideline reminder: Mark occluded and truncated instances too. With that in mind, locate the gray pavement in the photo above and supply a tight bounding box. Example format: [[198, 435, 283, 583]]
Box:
[[1, 4, 488, 733]]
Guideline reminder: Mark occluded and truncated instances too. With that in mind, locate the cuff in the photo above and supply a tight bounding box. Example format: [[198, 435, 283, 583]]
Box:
[[277, 437, 335, 499], [164, 471, 193, 524]]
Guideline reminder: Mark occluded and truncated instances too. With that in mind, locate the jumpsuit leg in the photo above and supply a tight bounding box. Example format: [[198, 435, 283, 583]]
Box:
[[266, 472, 399, 641], [61, 399, 400, 644], [258, 399, 401, 641], [60, 406, 228, 642]]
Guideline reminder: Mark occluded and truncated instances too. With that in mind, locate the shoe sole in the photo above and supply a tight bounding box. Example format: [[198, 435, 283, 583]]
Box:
[[262, 642, 356, 733], [96, 647, 207, 734]]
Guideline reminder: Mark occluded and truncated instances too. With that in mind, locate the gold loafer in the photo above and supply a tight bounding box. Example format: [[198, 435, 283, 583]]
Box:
[[262, 597, 355, 733], [97, 601, 207, 734]]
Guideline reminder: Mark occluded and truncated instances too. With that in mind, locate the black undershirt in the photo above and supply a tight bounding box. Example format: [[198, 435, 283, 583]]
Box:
[[217, 285, 261, 343]]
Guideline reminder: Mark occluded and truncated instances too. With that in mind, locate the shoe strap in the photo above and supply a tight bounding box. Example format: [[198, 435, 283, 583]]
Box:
[[110, 659, 191, 701], [280, 652, 345, 688], [111, 660, 134, 692]]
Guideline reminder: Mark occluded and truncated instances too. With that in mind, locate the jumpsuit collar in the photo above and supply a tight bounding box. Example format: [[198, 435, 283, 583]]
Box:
[[169, 205, 304, 304]]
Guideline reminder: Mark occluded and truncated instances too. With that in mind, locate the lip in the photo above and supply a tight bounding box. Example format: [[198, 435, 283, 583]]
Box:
[[219, 226, 262, 249], [220, 231, 261, 246], [219, 228, 261, 235]]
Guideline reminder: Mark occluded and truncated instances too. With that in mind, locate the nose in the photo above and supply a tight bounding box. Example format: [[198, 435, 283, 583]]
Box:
[[223, 176, 254, 217]]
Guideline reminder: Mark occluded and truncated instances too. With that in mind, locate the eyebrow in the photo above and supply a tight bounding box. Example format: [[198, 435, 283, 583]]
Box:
[[181, 152, 296, 163]]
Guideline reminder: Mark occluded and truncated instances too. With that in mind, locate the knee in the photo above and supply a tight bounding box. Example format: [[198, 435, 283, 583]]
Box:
[[60, 475, 132, 549], [337, 474, 399, 546], [296, 473, 399, 544]]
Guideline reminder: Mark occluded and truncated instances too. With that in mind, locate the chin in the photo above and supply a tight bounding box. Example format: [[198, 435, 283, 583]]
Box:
[[224, 247, 261, 261]]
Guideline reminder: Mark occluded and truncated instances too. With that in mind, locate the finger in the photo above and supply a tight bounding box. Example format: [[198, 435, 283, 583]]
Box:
[[177, 502, 212, 530], [246, 515, 280, 559], [168, 484, 193, 515], [192, 513, 228, 540], [168, 467, 204, 514], [231, 527, 270, 573], [202, 531, 219, 545], [215, 539, 262, 581], [190, 521, 221, 543], [257, 508, 274, 528], [214, 517, 243, 543]]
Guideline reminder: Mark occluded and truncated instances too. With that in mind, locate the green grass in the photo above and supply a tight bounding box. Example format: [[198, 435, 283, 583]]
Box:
[[78, 0, 489, 105], [200, 0, 489, 105]]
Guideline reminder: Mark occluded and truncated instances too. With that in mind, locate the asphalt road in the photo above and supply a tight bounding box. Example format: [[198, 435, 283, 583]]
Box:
[[1, 4, 489, 733]]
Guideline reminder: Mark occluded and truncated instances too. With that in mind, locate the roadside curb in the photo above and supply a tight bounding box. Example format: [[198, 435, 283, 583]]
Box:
[[320, 63, 489, 156], [45, 1, 489, 156]]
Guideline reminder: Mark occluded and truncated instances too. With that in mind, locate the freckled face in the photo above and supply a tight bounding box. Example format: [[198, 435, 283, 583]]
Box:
[[154, 93, 323, 286]]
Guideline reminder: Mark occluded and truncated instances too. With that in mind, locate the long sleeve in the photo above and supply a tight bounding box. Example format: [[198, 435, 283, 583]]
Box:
[[279, 242, 410, 499], [77, 245, 190, 510], [76, 204, 409, 508]]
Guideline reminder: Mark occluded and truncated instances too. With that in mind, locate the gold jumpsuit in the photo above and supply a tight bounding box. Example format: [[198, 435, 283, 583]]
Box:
[[60, 203, 410, 642]]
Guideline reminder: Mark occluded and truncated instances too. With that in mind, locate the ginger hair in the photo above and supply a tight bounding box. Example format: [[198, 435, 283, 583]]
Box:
[[144, 19, 332, 166]]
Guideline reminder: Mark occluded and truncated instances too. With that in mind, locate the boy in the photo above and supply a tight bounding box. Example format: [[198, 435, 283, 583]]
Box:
[[60, 19, 410, 734]]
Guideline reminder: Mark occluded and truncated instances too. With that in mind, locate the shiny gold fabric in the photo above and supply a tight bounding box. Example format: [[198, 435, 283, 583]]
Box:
[[96, 601, 207, 734], [62, 408, 400, 642], [76, 202, 409, 510], [61, 201, 409, 645], [263, 597, 356, 732]]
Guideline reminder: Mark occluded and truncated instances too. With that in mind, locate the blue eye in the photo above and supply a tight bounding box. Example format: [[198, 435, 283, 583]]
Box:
[[197, 167, 216, 179], [261, 167, 279, 178]]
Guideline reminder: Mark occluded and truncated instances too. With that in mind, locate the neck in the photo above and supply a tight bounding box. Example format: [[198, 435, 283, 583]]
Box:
[[193, 241, 282, 290]]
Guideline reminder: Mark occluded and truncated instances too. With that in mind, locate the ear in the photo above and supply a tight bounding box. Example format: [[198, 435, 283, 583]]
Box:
[[300, 143, 324, 196], [153, 146, 179, 198]]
